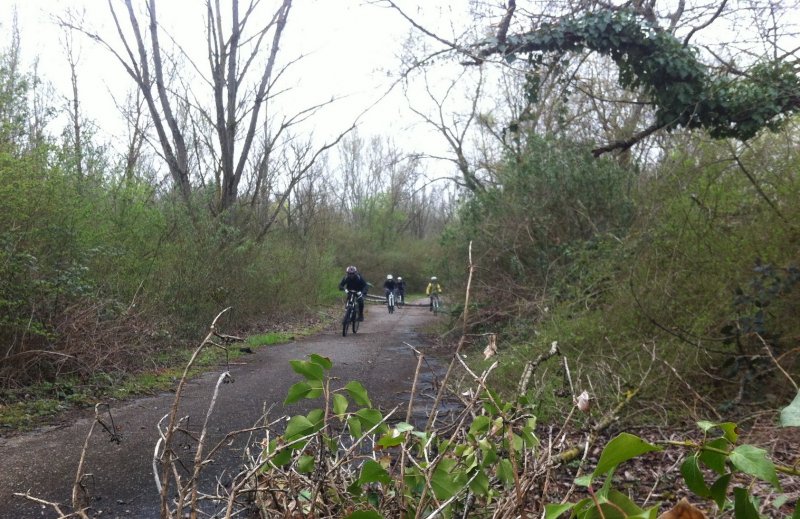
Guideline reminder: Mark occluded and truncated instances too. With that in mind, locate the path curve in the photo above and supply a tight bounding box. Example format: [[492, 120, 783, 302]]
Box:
[[0, 299, 444, 518]]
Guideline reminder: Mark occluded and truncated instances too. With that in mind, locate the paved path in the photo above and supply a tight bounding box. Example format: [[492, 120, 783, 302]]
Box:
[[0, 300, 444, 518]]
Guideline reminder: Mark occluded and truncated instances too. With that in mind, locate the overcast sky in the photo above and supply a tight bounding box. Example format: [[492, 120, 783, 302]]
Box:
[[1, 0, 472, 172]]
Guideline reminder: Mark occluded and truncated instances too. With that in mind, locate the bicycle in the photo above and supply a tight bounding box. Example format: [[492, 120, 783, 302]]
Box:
[[430, 292, 441, 315], [386, 289, 396, 314], [342, 290, 361, 336]]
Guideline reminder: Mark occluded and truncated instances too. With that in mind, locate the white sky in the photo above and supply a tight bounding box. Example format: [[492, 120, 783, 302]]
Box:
[[1, 0, 472, 175]]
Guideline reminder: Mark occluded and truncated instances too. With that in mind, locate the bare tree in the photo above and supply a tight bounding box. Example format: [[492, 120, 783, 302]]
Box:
[[62, 27, 84, 178]]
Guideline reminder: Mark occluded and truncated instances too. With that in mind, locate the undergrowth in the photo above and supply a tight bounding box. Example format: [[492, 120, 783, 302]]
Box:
[[0, 329, 303, 432]]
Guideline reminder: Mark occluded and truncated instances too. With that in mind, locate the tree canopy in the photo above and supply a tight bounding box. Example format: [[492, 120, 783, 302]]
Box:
[[475, 8, 800, 153]]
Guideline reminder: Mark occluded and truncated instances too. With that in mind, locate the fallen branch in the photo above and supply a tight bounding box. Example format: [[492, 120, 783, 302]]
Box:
[[517, 341, 561, 394]]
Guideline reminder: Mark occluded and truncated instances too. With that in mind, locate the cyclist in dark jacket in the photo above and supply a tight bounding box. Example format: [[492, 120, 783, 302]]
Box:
[[339, 265, 368, 321], [396, 276, 406, 305], [383, 275, 397, 306]]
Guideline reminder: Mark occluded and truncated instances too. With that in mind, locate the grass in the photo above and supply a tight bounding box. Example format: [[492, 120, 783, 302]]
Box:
[[0, 327, 322, 433]]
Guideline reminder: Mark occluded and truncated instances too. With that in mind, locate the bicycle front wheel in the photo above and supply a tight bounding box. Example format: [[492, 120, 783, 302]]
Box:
[[343, 308, 351, 336], [352, 314, 359, 334]]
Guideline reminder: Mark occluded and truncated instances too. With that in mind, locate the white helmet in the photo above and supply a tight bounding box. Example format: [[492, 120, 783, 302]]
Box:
[[397, 277, 402, 281], [431, 276, 437, 281], [387, 274, 393, 280]]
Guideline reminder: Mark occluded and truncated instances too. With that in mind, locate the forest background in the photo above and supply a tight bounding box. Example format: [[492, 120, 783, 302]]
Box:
[[1, 0, 799, 446]]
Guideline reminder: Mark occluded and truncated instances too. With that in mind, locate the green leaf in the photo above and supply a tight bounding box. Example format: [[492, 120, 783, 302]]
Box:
[[395, 422, 414, 433], [285, 415, 314, 440], [779, 390, 800, 427], [545, 503, 575, 519], [595, 490, 652, 519], [309, 353, 332, 370], [431, 458, 465, 500], [699, 438, 729, 474], [307, 408, 324, 432], [297, 455, 315, 473], [269, 449, 292, 467], [733, 487, 761, 519], [468, 469, 490, 496], [469, 415, 491, 436], [709, 473, 732, 510], [681, 455, 711, 497], [480, 440, 498, 466], [344, 511, 383, 519], [575, 474, 593, 487], [697, 420, 717, 433], [348, 415, 362, 438], [591, 433, 662, 479], [290, 359, 324, 382], [333, 393, 349, 416], [284, 381, 312, 404], [497, 458, 515, 486], [355, 408, 387, 435], [345, 380, 372, 407], [359, 459, 391, 485], [377, 428, 407, 448], [729, 445, 781, 489], [718, 422, 739, 444], [773, 495, 788, 509]]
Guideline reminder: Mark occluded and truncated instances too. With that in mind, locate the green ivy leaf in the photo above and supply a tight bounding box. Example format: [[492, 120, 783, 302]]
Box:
[[681, 455, 711, 497], [333, 393, 349, 417], [345, 380, 372, 407], [591, 433, 662, 479], [709, 473, 731, 510], [395, 422, 414, 433], [544, 503, 575, 519], [307, 408, 324, 432], [285, 415, 314, 440], [697, 420, 716, 432], [497, 457, 515, 486], [308, 354, 332, 370], [779, 390, 800, 427], [468, 469, 490, 496], [359, 459, 391, 485], [469, 415, 492, 436], [290, 360, 324, 382], [431, 458, 465, 500], [733, 487, 761, 519], [600, 490, 654, 518], [699, 438, 729, 474], [269, 448, 292, 467], [297, 455, 315, 473], [284, 381, 313, 404], [347, 415, 362, 438], [729, 445, 781, 490], [355, 408, 387, 435], [718, 422, 739, 444], [377, 428, 406, 448]]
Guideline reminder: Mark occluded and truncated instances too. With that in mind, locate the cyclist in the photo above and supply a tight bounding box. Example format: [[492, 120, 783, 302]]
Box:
[[396, 276, 406, 305], [338, 266, 368, 321], [426, 276, 443, 311], [383, 274, 398, 307]]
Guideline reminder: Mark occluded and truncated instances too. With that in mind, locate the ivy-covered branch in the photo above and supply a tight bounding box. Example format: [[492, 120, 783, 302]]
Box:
[[476, 9, 800, 144]]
